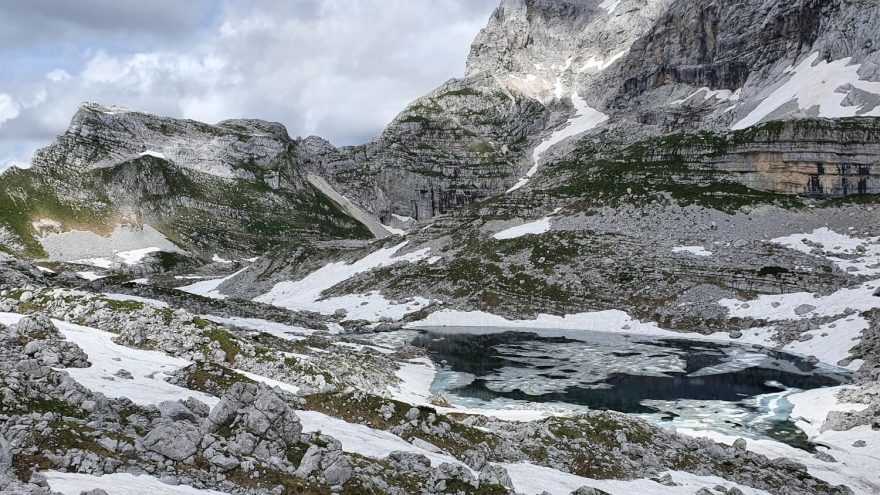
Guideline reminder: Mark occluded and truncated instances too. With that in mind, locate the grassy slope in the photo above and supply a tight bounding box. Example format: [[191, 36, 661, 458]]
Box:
[[0, 156, 371, 259]]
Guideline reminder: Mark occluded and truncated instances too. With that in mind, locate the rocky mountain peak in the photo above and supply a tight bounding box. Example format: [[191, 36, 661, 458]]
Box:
[[33, 101, 297, 183], [466, 0, 671, 102]]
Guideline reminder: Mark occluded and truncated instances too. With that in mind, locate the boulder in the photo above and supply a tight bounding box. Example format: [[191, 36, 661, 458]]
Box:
[[0, 435, 11, 472], [793, 304, 816, 316], [479, 464, 514, 489], [158, 401, 200, 423], [142, 421, 201, 461], [570, 487, 611, 495], [386, 451, 432, 474]]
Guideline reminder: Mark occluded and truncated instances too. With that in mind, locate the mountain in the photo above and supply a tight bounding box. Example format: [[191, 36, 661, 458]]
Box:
[[0, 102, 374, 262], [4, 0, 880, 262], [219, 0, 880, 325], [1, 1, 880, 494]]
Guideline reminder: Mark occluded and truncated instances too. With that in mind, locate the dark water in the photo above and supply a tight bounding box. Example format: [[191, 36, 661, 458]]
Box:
[[410, 329, 852, 448]]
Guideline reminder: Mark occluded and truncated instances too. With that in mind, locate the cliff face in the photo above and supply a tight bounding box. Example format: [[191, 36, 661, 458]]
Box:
[[311, 0, 880, 221], [466, 0, 671, 102], [34, 103, 300, 185], [710, 120, 880, 197], [589, 0, 880, 133], [299, 74, 550, 221]]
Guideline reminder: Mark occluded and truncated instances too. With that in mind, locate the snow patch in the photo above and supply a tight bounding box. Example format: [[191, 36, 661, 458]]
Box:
[[212, 254, 233, 264], [203, 315, 318, 340], [115, 247, 161, 265], [296, 410, 470, 470], [672, 245, 713, 257], [719, 279, 880, 321], [102, 293, 169, 309], [0, 313, 217, 407], [138, 150, 167, 160], [670, 87, 737, 106], [44, 472, 229, 495], [677, 427, 880, 495], [782, 315, 866, 370], [578, 50, 628, 72], [770, 227, 880, 276], [732, 52, 880, 130], [501, 462, 772, 495], [177, 267, 249, 300], [392, 213, 416, 223], [235, 369, 300, 395], [494, 218, 551, 240], [255, 242, 434, 322]]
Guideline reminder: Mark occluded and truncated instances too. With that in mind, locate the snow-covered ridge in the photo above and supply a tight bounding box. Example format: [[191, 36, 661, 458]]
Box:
[[507, 94, 607, 193], [733, 52, 880, 130]]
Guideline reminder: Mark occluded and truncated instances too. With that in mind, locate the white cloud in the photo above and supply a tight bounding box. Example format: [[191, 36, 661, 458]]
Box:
[[46, 69, 72, 83], [0, 94, 21, 127], [0, 0, 499, 171]]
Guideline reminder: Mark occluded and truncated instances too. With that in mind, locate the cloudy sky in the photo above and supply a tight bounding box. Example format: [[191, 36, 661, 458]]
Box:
[[0, 0, 498, 170]]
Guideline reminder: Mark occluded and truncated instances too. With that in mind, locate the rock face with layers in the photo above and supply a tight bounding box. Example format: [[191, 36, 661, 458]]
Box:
[[312, 0, 880, 220]]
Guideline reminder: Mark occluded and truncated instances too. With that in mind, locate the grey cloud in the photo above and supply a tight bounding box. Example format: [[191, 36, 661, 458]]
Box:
[[0, 0, 214, 46]]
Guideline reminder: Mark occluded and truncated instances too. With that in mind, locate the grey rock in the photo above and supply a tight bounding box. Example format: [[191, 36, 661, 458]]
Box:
[[386, 451, 432, 474], [320, 452, 353, 487], [158, 401, 200, 423], [794, 304, 817, 316], [0, 435, 11, 472], [570, 487, 611, 495], [114, 369, 133, 380], [405, 407, 421, 421], [142, 421, 201, 461], [479, 464, 514, 489], [209, 453, 240, 472], [654, 473, 679, 486], [295, 445, 323, 477]]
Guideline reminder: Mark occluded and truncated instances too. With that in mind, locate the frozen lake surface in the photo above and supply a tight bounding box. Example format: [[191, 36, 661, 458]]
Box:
[[405, 327, 851, 448]]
